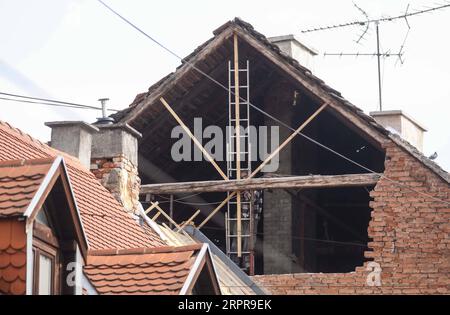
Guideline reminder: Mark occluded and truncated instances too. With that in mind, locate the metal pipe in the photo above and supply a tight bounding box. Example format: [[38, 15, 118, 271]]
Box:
[[376, 22, 383, 111]]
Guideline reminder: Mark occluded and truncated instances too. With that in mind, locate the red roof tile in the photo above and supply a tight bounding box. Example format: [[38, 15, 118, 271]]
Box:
[[0, 159, 54, 218], [85, 245, 202, 295], [0, 121, 165, 250]]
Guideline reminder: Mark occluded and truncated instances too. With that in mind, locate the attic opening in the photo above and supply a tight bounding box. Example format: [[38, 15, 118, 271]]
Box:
[[136, 32, 385, 275], [32, 177, 81, 295]]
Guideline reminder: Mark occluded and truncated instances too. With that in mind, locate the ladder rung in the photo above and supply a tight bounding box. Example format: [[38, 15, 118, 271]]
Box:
[[228, 151, 249, 154], [227, 169, 252, 171], [230, 85, 249, 88], [228, 252, 251, 255], [225, 218, 251, 221]]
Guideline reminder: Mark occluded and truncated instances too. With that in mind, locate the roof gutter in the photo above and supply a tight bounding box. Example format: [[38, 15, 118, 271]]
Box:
[[25, 220, 33, 295]]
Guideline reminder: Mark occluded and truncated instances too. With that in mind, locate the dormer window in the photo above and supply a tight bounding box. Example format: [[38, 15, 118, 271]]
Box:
[[32, 206, 60, 295]]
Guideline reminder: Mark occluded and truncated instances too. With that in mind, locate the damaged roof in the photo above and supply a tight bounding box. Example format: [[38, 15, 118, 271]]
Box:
[[111, 17, 448, 183], [0, 120, 166, 250]]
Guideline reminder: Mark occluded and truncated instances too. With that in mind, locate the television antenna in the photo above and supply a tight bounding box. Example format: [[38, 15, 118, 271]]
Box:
[[301, 2, 450, 111]]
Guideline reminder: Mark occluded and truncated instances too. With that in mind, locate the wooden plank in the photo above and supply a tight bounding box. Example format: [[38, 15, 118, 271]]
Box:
[[248, 102, 329, 179], [141, 174, 381, 195], [152, 212, 161, 221], [150, 202, 183, 231], [198, 192, 237, 229], [160, 97, 229, 181], [144, 201, 159, 214]]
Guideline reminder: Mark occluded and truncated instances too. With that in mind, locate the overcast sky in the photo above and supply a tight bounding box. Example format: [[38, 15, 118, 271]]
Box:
[[1, 0, 449, 171]]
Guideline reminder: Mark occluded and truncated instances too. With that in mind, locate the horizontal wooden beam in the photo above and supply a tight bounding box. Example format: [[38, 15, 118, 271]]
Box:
[[140, 173, 381, 195]]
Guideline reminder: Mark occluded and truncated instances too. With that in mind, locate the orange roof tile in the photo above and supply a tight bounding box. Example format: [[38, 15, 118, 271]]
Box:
[[0, 121, 165, 250], [0, 220, 26, 295], [0, 158, 54, 218], [85, 245, 202, 295]]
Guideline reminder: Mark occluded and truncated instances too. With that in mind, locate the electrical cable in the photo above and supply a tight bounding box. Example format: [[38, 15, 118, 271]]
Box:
[[0, 91, 120, 112], [96, 0, 450, 206]]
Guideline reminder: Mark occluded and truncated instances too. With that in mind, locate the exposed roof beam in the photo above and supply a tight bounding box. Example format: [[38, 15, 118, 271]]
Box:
[[140, 173, 380, 195]]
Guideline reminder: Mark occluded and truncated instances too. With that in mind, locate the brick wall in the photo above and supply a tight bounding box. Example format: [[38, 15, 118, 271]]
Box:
[[253, 139, 450, 294], [263, 81, 298, 274], [90, 154, 141, 214]]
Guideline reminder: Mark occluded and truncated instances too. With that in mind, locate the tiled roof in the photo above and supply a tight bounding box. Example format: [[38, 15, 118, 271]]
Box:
[[158, 225, 263, 295], [0, 220, 26, 295], [0, 158, 54, 218], [0, 121, 165, 250], [84, 245, 202, 295]]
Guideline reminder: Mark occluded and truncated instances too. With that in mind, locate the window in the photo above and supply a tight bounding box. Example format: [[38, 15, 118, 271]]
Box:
[[32, 241, 59, 295], [37, 253, 53, 295], [33, 212, 61, 295]]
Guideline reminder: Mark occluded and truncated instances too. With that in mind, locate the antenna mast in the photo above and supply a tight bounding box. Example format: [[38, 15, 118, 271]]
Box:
[[301, 2, 450, 111]]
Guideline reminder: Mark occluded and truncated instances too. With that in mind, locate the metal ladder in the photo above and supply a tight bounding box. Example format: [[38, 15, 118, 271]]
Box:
[[225, 60, 254, 274]]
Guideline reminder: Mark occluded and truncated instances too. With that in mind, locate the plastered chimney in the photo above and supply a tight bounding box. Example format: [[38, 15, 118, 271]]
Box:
[[45, 121, 99, 168], [370, 110, 427, 151], [268, 34, 318, 72]]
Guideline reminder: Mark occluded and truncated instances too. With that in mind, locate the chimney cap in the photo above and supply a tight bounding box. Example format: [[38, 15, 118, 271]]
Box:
[[95, 122, 142, 139], [370, 110, 428, 132], [45, 121, 99, 133], [268, 34, 318, 56]]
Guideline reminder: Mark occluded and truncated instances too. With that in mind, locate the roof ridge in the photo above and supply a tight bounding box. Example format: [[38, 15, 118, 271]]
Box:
[[88, 244, 203, 256], [0, 157, 56, 168]]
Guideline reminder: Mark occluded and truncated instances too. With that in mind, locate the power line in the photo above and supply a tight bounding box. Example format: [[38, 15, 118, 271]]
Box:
[[96, 0, 450, 206], [300, 3, 450, 33], [0, 91, 120, 112]]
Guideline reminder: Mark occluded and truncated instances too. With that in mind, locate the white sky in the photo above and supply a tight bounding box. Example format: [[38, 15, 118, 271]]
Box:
[[0, 0, 449, 171]]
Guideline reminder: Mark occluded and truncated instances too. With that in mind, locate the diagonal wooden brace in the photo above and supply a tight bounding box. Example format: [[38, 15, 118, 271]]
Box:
[[160, 97, 229, 181], [248, 102, 329, 180]]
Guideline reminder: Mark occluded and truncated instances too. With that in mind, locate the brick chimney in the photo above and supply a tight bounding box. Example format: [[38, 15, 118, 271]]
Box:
[[370, 110, 427, 151], [45, 121, 99, 168], [268, 35, 318, 72], [90, 123, 142, 214]]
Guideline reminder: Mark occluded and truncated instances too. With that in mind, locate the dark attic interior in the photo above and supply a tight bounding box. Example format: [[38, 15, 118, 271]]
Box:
[[131, 30, 386, 276]]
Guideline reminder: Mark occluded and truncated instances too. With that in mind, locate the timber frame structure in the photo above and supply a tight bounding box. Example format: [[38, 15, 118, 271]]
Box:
[[111, 18, 449, 276]]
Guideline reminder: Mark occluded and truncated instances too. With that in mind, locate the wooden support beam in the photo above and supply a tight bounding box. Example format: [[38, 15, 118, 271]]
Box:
[[198, 192, 237, 229], [177, 209, 201, 232], [160, 97, 229, 180], [150, 201, 183, 231], [144, 201, 159, 214], [141, 173, 380, 195], [248, 102, 329, 179]]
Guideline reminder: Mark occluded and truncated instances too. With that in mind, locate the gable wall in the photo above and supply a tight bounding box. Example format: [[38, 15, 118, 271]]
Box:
[[252, 139, 450, 294]]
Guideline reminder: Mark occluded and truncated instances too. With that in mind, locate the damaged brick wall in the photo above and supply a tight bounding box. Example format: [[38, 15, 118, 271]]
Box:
[[252, 140, 449, 294], [91, 154, 141, 214]]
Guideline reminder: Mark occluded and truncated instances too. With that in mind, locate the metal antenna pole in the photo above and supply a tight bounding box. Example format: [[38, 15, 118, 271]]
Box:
[[376, 22, 382, 111]]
